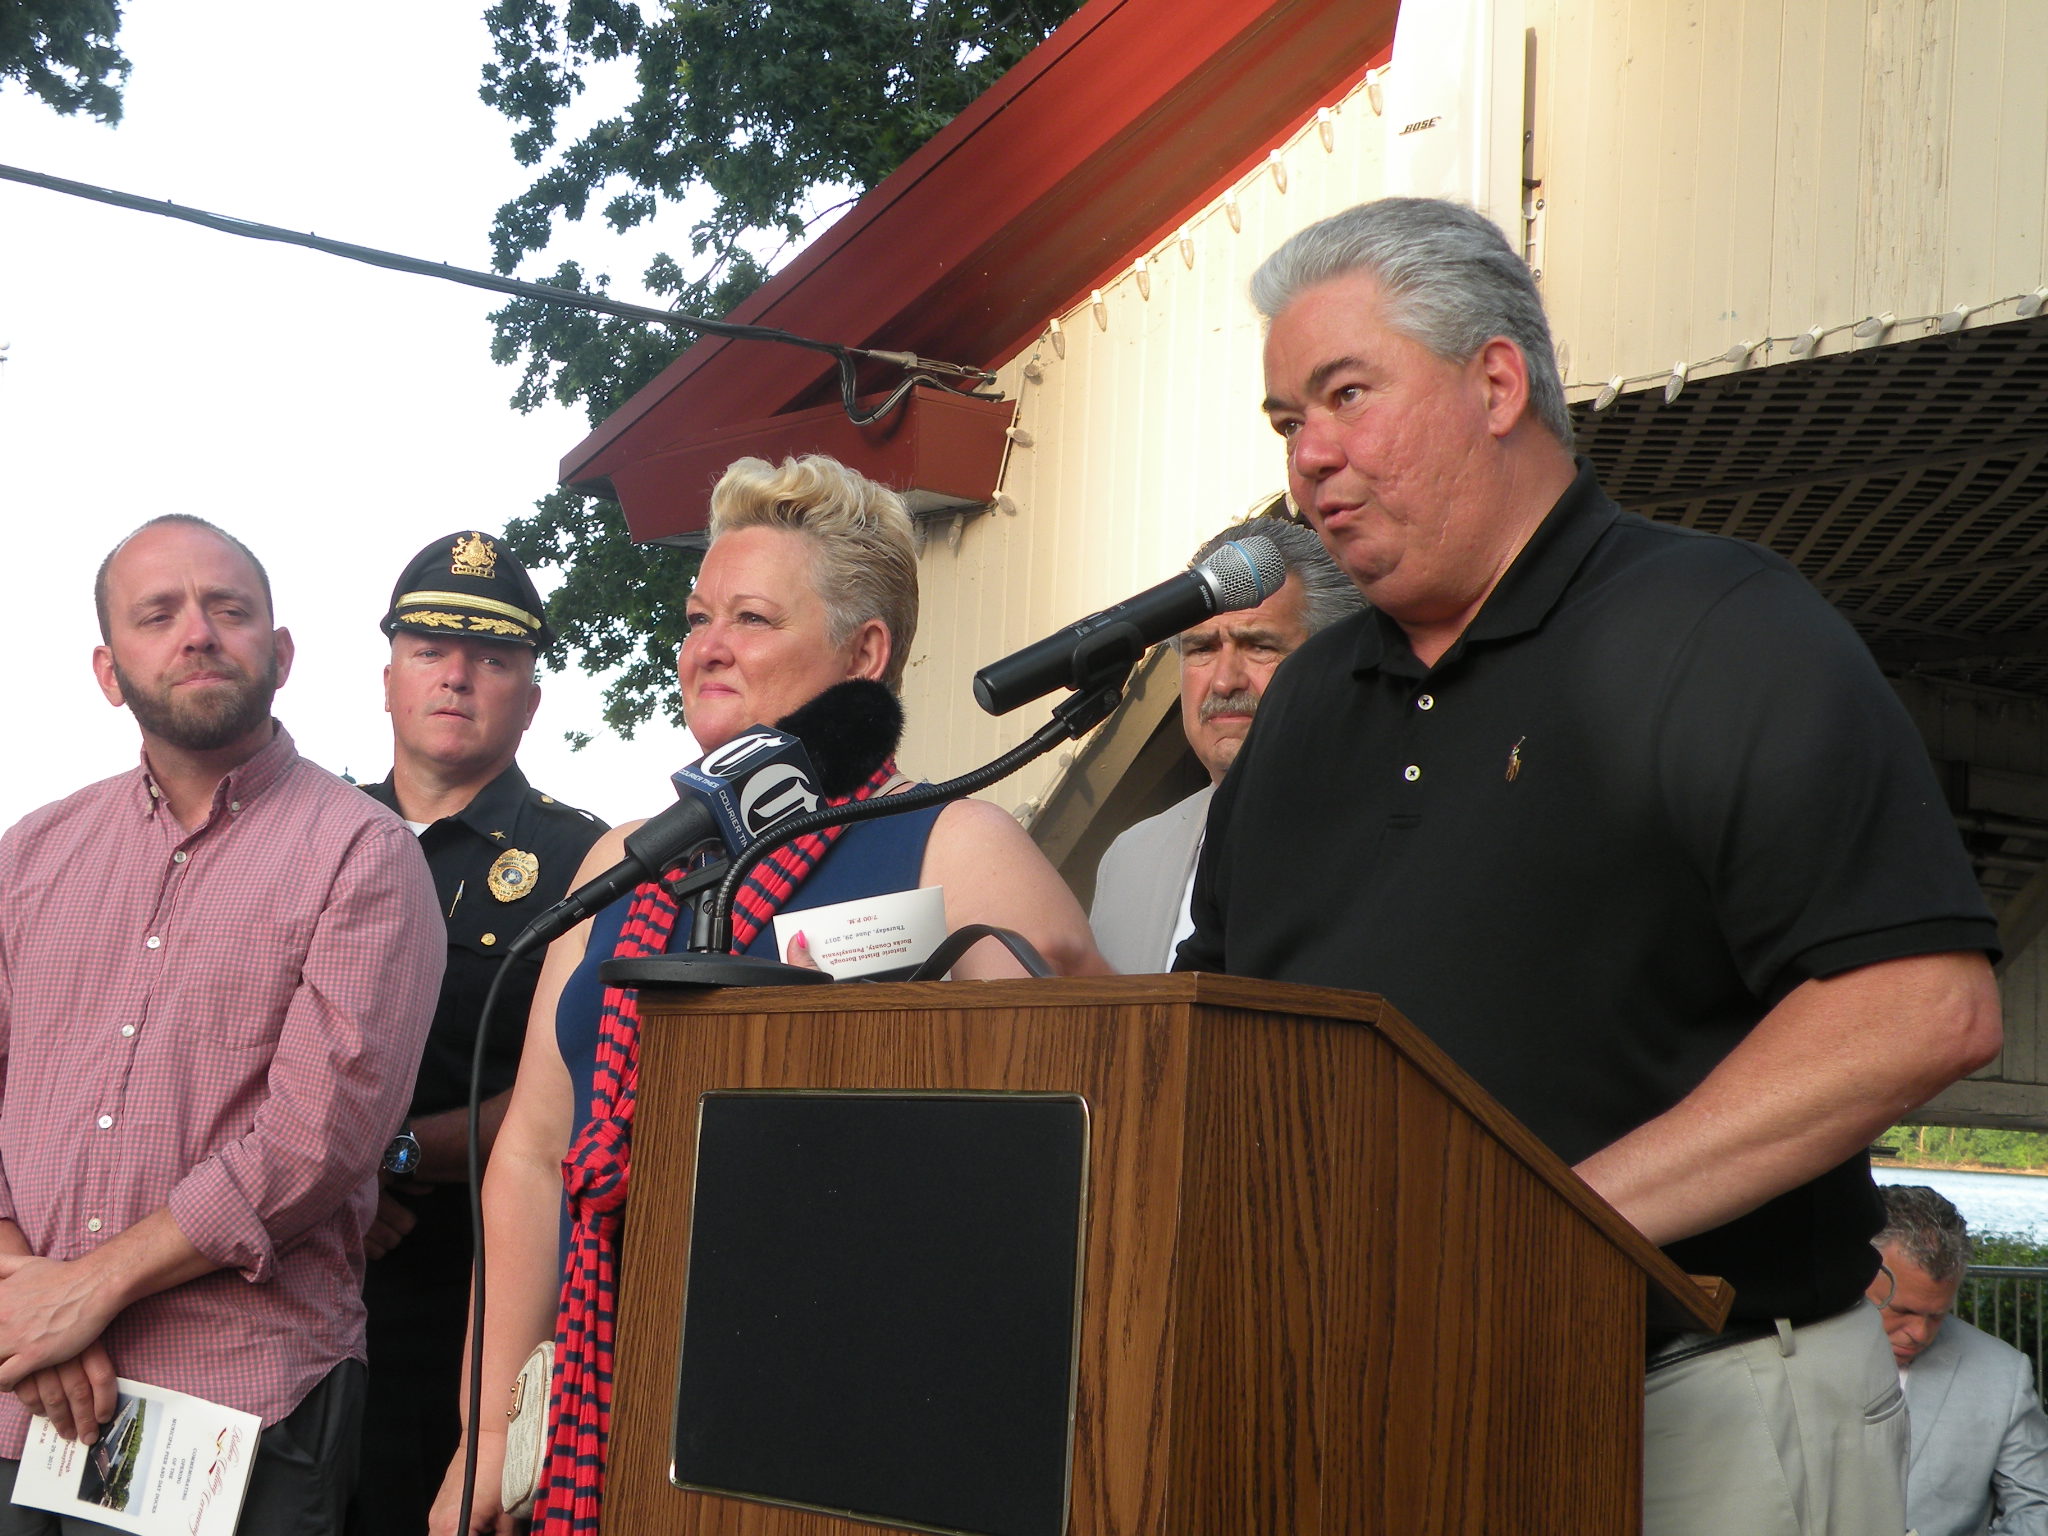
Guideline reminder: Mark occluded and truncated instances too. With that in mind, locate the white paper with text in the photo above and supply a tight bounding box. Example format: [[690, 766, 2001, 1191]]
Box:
[[9, 1378, 259, 1535], [772, 885, 947, 978]]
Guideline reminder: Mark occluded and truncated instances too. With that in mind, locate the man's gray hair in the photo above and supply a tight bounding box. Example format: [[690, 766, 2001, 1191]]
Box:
[[1250, 197, 1574, 447], [1877, 1184, 1973, 1283], [1173, 503, 1363, 650]]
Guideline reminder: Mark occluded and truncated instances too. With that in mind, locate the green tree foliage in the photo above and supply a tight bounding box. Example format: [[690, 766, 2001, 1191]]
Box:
[[481, 0, 1083, 734], [1, 1, 128, 122], [1877, 1125, 2048, 1172]]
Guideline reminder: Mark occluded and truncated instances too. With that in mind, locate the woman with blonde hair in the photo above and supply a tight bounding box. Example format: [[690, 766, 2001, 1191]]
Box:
[[431, 455, 1107, 1534]]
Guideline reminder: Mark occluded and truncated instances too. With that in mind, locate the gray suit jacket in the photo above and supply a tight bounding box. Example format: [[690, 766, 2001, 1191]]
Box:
[[1089, 785, 1212, 975], [1906, 1315, 2048, 1536]]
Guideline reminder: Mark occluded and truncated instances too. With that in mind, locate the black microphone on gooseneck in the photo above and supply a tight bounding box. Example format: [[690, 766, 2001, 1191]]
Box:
[[972, 534, 1289, 715], [507, 680, 905, 960]]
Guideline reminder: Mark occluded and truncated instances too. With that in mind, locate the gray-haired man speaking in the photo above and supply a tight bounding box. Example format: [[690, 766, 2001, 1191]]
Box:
[[1180, 196, 2003, 1533]]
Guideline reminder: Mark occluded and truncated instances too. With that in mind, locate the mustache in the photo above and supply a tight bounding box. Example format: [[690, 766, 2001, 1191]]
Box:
[[168, 657, 251, 686], [1199, 690, 1259, 723]]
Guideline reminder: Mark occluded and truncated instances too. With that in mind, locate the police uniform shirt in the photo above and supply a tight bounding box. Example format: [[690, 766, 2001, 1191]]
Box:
[[362, 763, 607, 1120]]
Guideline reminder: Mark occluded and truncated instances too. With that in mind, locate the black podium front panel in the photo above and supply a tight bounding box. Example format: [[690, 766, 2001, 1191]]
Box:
[[672, 1090, 1089, 1536]]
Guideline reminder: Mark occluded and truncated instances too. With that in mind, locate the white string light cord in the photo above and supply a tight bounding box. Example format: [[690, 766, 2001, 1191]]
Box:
[[1578, 286, 2048, 411], [0, 161, 999, 427]]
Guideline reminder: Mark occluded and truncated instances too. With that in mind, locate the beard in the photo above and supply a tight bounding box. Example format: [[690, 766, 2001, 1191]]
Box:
[[115, 652, 280, 752]]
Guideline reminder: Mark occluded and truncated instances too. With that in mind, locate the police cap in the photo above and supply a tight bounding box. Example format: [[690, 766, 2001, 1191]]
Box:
[[381, 530, 553, 647]]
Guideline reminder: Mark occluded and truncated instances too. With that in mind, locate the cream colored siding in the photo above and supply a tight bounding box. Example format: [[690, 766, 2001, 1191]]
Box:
[[1534, 0, 2048, 402], [898, 78, 1392, 815]]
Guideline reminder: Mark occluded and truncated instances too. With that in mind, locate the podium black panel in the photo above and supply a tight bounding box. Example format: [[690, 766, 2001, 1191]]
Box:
[[672, 1091, 1089, 1536]]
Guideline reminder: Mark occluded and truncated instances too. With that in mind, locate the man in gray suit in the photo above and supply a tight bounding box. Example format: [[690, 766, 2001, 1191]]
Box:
[[1089, 507, 1359, 972], [1866, 1184, 2048, 1536]]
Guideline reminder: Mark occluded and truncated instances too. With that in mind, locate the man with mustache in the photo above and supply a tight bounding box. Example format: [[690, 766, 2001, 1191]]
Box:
[[1089, 509, 1358, 973], [0, 515, 441, 1533], [1181, 198, 2002, 1533], [348, 532, 605, 1536]]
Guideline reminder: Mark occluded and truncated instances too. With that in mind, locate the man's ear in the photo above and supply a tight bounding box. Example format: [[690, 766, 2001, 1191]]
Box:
[[93, 644, 124, 708], [271, 627, 296, 689], [1475, 336, 1533, 439]]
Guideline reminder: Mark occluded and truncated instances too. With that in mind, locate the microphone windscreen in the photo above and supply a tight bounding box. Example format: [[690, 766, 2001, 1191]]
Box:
[[1201, 533, 1289, 608], [776, 679, 905, 796]]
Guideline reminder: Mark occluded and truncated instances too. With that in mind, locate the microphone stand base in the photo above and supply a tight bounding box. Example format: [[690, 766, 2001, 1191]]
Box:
[[599, 954, 838, 991]]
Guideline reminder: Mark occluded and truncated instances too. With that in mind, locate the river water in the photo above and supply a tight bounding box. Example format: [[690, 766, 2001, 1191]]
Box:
[[1871, 1165, 2048, 1243]]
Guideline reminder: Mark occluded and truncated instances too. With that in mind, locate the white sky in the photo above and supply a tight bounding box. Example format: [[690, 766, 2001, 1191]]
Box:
[[0, 0, 715, 827]]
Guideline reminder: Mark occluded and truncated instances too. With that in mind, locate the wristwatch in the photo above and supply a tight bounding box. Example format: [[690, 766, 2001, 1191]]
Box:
[[381, 1122, 422, 1177]]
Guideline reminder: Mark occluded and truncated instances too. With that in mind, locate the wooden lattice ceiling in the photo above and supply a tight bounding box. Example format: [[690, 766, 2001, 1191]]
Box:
[[1576, 315, 2048, 697]]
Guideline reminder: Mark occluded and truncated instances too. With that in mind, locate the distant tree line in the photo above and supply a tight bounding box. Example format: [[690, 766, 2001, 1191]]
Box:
[[1879, 1125, 2048, 1172]]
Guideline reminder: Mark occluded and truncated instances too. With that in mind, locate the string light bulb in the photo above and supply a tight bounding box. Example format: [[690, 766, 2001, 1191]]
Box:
[[1090, 290, 1107, 331], [1178, 226, 1195, 268], [1048, 317, 1065, 358], [1268, 150, 1288, 194], [1134, 257, 1150, 301], [1853, 312, 1895, 343], [1664, 361, 1688, 404], [1938, 303, 1970, 334], [1224, 190, 1241, 233], [2018, 288, 2048, 319], [1316, 108, 1336, 152], [1790, 325, 1825, 359], [1366, 67, 1385, 116], [1594, 377, 1622, 411]]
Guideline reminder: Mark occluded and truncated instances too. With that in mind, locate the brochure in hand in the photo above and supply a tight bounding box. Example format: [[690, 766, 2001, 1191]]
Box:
[[9, 1378, 259, 1536]]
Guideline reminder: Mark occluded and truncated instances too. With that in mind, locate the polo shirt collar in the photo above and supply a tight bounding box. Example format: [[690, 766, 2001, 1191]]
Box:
[[1349, 457, 1618, 677]]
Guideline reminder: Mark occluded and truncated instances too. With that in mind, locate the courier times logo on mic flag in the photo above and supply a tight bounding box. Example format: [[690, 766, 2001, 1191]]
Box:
[[674, 730, 822, 850]]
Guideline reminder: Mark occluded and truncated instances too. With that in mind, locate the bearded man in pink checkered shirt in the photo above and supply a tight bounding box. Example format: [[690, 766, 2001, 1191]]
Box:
[[0, 515, 442, 1534]]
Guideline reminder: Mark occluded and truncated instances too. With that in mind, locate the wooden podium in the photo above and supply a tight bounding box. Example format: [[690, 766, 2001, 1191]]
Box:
[[608, 974, 1727, 1535]]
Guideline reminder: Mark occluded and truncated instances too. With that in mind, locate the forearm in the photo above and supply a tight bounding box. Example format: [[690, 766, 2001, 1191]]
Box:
[[0, 1209, 220, 1388], [413, 1092, 514, 1185], [68, 1209, 218, 1316], [1575, 951, 1999, 1247], [463, 1151, 565, 1435]]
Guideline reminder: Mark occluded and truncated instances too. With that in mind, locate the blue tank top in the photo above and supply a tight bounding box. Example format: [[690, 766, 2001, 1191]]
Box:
[[554, 803, 945, 1261]]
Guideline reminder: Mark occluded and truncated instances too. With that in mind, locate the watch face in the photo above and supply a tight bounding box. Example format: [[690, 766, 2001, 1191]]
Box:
[[383, 1133, 422, 1177]]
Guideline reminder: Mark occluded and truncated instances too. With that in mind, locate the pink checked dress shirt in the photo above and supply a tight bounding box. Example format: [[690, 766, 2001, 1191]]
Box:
[[0, 725, 442, 1456]]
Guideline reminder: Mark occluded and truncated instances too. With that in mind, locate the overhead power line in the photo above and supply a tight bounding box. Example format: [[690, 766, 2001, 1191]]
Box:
[[0, 161, 998, 425]]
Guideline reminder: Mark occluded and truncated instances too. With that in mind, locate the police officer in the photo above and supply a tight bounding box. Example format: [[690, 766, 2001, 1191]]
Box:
[[349, 531, 607, 1535]]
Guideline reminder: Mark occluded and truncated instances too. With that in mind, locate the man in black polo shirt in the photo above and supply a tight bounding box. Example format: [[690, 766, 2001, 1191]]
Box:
[[1182, 197, 2003, 1534], [347, 532, 607, 1536]]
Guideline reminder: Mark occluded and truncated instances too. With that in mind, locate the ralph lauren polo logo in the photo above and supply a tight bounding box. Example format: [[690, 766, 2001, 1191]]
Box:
[[1506, 736, 1527, 782]]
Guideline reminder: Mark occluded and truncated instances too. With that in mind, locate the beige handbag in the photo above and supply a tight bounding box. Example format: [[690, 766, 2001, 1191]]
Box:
[[501, 1340, 555, 1520]]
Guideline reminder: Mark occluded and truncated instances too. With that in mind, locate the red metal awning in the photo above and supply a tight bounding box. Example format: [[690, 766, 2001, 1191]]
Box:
[[566, 0, 1397, 542]]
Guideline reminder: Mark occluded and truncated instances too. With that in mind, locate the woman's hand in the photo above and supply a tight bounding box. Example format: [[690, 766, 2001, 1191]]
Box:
[[782, 929, 821, 970], [429, 1429, 519, 1536]]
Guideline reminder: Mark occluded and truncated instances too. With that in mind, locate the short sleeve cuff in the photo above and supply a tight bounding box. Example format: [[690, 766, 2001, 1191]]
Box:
[[1782, 917, 2004, 995], [168, 1160, 277, 1283]]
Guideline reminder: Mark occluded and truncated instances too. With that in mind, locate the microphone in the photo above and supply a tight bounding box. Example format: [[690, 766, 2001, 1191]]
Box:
[[972, 534, 1288, 715], [506, 681, 906, 959]]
